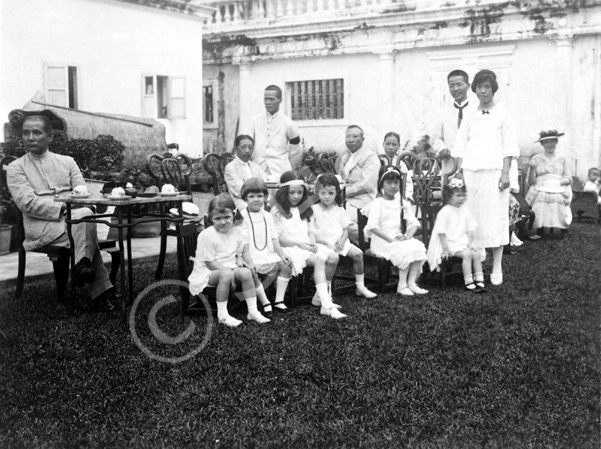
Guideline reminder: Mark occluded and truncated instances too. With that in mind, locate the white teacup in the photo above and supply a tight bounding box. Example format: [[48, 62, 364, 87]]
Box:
[[71, 185, 89, 196], [161, 184, 178, 194], [111, 187, 126, 197]]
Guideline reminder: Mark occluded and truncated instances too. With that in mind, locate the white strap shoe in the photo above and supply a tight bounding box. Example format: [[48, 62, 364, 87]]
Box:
[[320, 307, 347, 319]]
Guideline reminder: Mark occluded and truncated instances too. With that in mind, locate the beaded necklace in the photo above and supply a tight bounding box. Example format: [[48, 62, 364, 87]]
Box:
[[246, 209, 268, 251]]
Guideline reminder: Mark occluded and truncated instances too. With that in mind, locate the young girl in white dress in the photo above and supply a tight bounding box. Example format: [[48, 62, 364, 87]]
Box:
[[427, 178, 486, 293], [188, 193, 271, 327], [312, 173, 377, 302], [364, 165, 429, 296], [271, 171, 346, 319], [239, 178, 293, 314]]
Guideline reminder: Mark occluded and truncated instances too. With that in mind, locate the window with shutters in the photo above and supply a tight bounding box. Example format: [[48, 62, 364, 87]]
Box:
[[142, 75, 186, 119], [44, 64, 78, 109], [287, 79, 344, 121]]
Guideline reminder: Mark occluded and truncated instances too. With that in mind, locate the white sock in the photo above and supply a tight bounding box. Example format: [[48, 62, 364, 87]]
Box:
[[256, 284, 270, 306], [274, 276, 290, 308], [355, 274, 365, 288], [216, 301, 229, 320], [316, 282, 334, 309], [245, 296, 259, 315]]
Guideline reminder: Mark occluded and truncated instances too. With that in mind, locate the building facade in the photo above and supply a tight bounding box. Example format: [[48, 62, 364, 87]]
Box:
[[1, 0, 213, 158], [201, 0, 601, 178]]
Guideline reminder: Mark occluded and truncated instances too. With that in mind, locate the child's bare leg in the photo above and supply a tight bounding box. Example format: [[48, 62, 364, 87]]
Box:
[[208, 269, 241, 327], [253, 265, 277, 312], [458, 250, 477, 291], [397, 267, 411, 295], [272, 262, 292, 312], [407, 261, 428, 295], [307, 254, 346, 319], [471, 248, 486, 291], [235, 267, 270, 324], [348, 246, 376, 298], [324, 252, 339, 298]]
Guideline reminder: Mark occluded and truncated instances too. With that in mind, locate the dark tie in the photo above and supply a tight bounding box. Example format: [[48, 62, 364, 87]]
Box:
[[454, 102, 468, 128], [482, 110, 490, 115]]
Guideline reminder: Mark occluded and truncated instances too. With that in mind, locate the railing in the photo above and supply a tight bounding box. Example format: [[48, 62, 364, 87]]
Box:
[[203, 0, 416, 30]]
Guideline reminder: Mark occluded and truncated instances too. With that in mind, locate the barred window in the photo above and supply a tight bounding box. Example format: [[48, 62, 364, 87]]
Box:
[[288, 79, 344, 121], [203, 84, 214, 123]]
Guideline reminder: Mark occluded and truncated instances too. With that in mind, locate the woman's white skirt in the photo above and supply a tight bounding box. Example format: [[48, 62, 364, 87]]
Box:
[[464, 169, 509, 248]]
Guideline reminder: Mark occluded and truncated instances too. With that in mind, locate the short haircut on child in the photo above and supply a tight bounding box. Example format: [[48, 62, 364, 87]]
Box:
[[241, 177, 268, 201], [588, 167, 600, 176], [316, 173, 344, 207], [442, 178, 467, 204], [207, 193, 242, 226]]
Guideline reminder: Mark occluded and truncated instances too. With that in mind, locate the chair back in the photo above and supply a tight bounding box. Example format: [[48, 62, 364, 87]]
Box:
[[146, 153, 192, 195], [411, 157, 444, 207], [177, 222, 201, 277], [1, 156, 28, 251], [202, 153, 233, 195], [315, 152, 337, 174]]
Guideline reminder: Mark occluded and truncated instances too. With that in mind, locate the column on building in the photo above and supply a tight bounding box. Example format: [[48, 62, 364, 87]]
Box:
[[237, 61, 252, 137], [376, 51, 395, 139], [554, 35, 574, 168]]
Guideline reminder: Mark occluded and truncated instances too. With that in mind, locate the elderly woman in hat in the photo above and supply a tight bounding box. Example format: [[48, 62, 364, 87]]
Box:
[[452, 69, 520, 286], [525, 129, 572, 238]]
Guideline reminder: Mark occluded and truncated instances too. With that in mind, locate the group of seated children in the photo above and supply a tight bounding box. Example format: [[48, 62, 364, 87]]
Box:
[[188, 164, 486, 328]]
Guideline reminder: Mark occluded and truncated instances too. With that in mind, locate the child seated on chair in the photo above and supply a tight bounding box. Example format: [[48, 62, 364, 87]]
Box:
[[312, 173, 377, 303], [583, 167, 601, 204], [188, 193, 270, 327], [271, 170, 346, 319], [427, 178, 486, 293], [363, 165, 428, 296], [239, 178, 293, 315]]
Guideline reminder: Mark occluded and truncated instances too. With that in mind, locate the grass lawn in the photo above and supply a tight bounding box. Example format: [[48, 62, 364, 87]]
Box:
[[0, 222, 599, 448]]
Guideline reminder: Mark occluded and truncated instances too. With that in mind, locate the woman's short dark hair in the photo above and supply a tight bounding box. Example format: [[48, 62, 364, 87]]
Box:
[[240, 177, 268, 200], [471, 69, 498, 94], [383, 131, 400, 143]]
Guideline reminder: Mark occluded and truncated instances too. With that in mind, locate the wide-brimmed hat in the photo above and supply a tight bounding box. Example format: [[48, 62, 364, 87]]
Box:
[[536, 129, 565, 143]]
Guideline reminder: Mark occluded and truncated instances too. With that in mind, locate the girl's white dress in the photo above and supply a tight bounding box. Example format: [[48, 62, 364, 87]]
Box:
[[272, 206, 329, 276], [188, 226, 245, 296], [312, 203, 353, 256], [427, 204, 478, 272], [240, 208, 282, 274], [364, 197, 427, 269]]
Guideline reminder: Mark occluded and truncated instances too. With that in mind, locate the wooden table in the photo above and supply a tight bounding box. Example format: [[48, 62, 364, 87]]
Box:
[[55, 193, 191, 319]]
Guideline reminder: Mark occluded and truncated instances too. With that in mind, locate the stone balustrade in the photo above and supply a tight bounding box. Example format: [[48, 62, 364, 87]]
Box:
[[201, 0, 601, 32]]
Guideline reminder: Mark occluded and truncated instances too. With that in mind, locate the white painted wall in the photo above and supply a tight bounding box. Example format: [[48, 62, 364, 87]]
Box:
[[207, 35, 601, 178], [1, 0, 208, 157]]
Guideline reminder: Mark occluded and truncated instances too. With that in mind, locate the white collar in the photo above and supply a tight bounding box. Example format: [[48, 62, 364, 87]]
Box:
[[454, 98, 469, 108]]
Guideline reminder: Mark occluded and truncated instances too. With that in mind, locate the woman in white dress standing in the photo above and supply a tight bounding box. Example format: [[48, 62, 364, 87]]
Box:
[[452, 69, 520, 286]]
